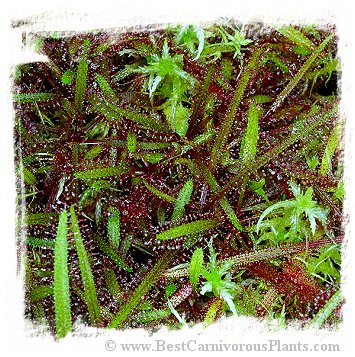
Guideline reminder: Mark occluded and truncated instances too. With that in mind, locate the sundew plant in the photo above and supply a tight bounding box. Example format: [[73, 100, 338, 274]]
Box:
[[13, 20, 344, 338]]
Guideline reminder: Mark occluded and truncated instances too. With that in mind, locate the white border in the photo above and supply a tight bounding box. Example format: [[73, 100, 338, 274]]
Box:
[[2, 1, 354, 356]]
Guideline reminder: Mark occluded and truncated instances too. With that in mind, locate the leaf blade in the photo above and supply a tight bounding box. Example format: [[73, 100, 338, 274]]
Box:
[[171, 179, 194, 221], [70, 206, 102, 326], [239, 101, 262, 164], [108, 207, 121, 250], [13, 92, 54, 103], [74, 60, 89, 113], [309, 289, 343, 328], [157, 219, 219, 240], [53, 210, 71, 338], [189, 248, 204, 292], [108, 250, 176, 328], [211, 48, 263, 167]]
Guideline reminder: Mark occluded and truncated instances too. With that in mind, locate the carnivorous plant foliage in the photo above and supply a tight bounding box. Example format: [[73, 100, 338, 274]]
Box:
[[14, 20, 343, 338]]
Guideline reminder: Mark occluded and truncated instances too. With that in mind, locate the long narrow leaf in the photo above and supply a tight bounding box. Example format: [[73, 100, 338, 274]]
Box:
[[96, 73, 117, 99], [211, 48, 263, 167], [90, 94, 170, 133], [53, 210, 71, 338], [189, 248, 204, 292], [220, 197, 243, 231], [74, 166, 127, 180], [108, 250, 176, 328], [25, 212, 58, 226], [164, 236, 342, 279], [104, 268, 121, 299], [197, 160, 243, 231], [75, 60, 89, 113], [204, 298, 223, 326], [143, 180, 176, 204], [108, 207, 121, 250], [190, 65, 215, 125], [276, 26, 315, 51], [220, 105, 338, 196], [93, 234, 132, 272], [70, 206, 102, 326], [267, 34, 334, 114], [171, 179, 194, 221], [320, 121, 342, 175], [157, 219, 219, 240], [29, 285, 54, 302], [25, 236, 55, 249], [239, 101, 262, 163], [13, 92, 54, 103], [135, 309, 171, 324], [308, 289, 343, 328]]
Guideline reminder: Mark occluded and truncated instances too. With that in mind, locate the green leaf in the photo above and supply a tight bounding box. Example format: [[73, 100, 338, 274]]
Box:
[[13, 92, 54, 103], [334, 181, 345, 201], [220, 105, 339, 196], [189, 248, 204, 292], [239, 102, 262, 164], [61, 69, 76, 85], [219, 197, 243, 231], [162, 100, 190, 137], [25, 212, 58, 226], [74, 60, 89, 113], [211, 48, 263, 167], [20, 167, 36, 185], [268, 34, 334, 114], [29, 285, 54, 302], [167, 298, 186, 325], [108, 207, 121, 250], [89, 96, 122, 122], [143, 180, 176, 204], [307, 244, 341, 281], [256, 181, 328, 243], [309, 290, 343, 328], [89, 95, 170, 133], [70, 206, 102, 326], [249, 179, 268, 201], [113, 105, 170, 133], [165, 283, 177, 298], [143, 153, 163, 163], [200, 239, 239, 315], [136, 309, 171, 324], [127, 132, 137, 153], [256, 200, 294, 233], [31, 36, 43, 53], [74, 166, 127, 180], [310, 57, 339, 94], [157, 219, 219, 240], [171, 179, 194, 221], [196, 161, 243, 231], [104, 268, 121, 299], [203, 27, 253, 60], [108, 250, 176, 328], [277, 26, 315, 51], [268, 54, 289, 73], [204, 298, 223, 326], [25, 236, 55, 249], [96, 73, 117, 99], [84, 145, 103, 160], [320, 122, 342, 175], [174, 24, 205, 60], [93, 234, 132, 272], [53, 210, 71, 338]]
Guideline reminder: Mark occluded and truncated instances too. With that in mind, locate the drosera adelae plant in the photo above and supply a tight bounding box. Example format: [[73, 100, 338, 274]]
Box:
[[13, 20, 344, 338]]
